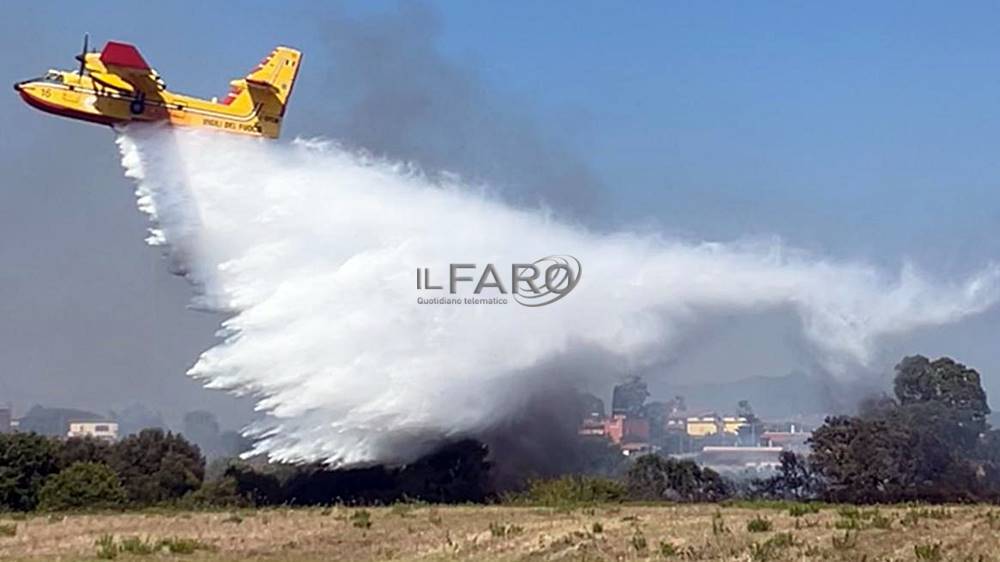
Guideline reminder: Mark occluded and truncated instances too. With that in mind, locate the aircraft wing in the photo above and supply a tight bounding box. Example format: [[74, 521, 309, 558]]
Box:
[[98, 41, 163, 95]]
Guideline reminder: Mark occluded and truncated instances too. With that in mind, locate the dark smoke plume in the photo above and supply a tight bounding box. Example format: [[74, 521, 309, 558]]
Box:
[[305, 1, 605, 219]]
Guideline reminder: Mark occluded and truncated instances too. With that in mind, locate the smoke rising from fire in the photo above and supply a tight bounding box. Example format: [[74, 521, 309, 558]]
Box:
[[116, 125, 1000, 466]]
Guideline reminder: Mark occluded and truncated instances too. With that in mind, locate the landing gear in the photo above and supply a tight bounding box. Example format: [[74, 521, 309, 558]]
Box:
[[129, 93, 145, 115]]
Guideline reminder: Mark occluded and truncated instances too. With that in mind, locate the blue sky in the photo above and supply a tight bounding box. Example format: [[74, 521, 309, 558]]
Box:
[[432, 2, 1000, 265], [2, 1, 1000, 423], [9, 1, 1000, 263]]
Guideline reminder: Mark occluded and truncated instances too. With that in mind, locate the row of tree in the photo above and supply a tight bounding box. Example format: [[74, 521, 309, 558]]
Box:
[[0, 430, 496, 511], [0, 429, 203, 511], [1, 354, 997, 510]]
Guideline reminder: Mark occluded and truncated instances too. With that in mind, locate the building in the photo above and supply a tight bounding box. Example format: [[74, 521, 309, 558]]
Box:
[[621, 442, 654, 456], [760, 430, 811, 454], [721, 416, 748, 434], [604, 414, 650, 445], [684, 414, 748, 437], [67, 420, 119, 441], [664, 416, 686, 434], [685, 415, 721, 437], [578, 415, 607, 437], [698, 446, 783, 471]]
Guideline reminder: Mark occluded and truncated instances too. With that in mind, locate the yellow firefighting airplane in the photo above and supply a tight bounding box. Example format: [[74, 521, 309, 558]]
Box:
[[15, 36, 301, 139]]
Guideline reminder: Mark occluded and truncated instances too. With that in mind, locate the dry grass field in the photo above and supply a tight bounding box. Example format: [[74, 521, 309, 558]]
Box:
[[0, 503, 997, 561]]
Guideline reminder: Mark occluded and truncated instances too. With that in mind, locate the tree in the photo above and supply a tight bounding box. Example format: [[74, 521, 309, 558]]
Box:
[[0, 433, 61, 510], [895, 356, 990, 416], [58, 436, 113, 469], [808, 355, 995, 503], [111, 429, 205, 504], [225, 463, 287, 506], [397, 439, 492, 503], [625, 454, 727, 502], [569, 437, 628, 477], [759, 451, 821, 500], [37, 462, 126, 511], [809, 415, 919, 503], [894, 355, 990, 452]]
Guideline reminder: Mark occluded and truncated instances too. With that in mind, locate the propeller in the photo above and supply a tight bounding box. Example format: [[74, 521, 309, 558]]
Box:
[[75, 33, 89, 76]]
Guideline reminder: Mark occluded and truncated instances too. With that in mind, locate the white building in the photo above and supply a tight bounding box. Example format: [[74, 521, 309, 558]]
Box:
[[67, 420, 119, 441], [698, 446, 783, 471]]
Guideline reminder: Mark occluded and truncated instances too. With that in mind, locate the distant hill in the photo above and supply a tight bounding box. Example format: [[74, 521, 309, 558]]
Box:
[[18, 405, 106, 436], [662, 371, 890, 420]]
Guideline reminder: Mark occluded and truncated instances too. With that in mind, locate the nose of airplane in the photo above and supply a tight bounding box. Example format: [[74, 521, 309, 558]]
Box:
[[13, 82, 22, 92]]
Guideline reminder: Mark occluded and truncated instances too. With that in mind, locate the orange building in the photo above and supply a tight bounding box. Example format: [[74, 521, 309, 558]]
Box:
[[603, 415, 650, 445]]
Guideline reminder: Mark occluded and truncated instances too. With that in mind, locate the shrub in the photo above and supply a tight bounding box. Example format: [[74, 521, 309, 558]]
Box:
[[831, 530, 857, 550], [914, 542, 944, 561], [488, 522, 523, 538], [0, 523, 16, 537], [630, 529, 647, 552], [869, 511, 892, 529], [222, 513, 243, 524], [95, 534, 117, 559], [788, 503, 821, 517], [516, 475, 625, 506], [917, 507, 952, 520], [391, 501, 424, 517], [793, 518, 818, 530], [92, 535, 211, 558], [837, 506, 860, 519], [767, 532, 795, 548], [158, 537, 212, 554], [748, 534, 795, 562], [984, 511, 1000, 531], [38, 462, 126, 511], [833, 517, 860, 530], [901, 509, 922, 527], [746, 516, 773, 533], [118, 536, 156, 555], [351, 509, 372, 529], [711, 510, 729, 535], [659, 541, 679, 556], [901, 507, 952, 527]]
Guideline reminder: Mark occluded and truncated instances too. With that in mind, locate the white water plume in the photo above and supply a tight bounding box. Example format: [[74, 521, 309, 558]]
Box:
[[116, 124, 1000, 466]]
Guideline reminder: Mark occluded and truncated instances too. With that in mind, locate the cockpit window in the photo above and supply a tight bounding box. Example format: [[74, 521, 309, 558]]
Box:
[[44, 71, 62, 82]]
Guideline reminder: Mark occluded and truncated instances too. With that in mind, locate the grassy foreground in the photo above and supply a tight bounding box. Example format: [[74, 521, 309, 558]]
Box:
[[0, 503, 998, 561]]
